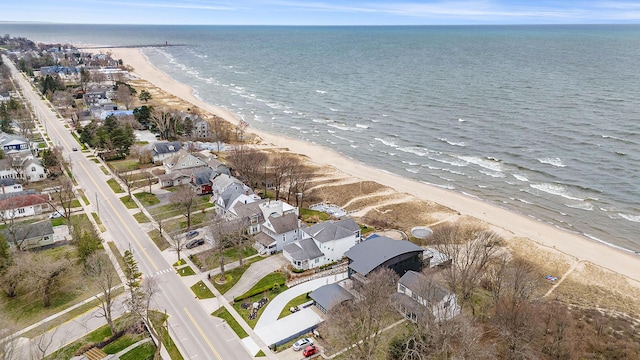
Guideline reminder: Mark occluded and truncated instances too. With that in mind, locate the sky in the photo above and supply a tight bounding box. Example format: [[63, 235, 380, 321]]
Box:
[[2, 0, 640, 25]]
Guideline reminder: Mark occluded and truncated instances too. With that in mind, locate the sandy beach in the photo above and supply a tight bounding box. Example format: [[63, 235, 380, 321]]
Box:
[[95, 47, 640, 288]]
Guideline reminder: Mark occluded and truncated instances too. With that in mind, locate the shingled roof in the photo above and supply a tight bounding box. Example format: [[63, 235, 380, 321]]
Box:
[[283, 238, 324, 261], [304, 218, 360, 243], [269, 212, 299, 234]]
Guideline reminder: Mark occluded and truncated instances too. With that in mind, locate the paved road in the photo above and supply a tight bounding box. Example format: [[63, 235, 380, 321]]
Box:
[[4, 55, 254, 360]]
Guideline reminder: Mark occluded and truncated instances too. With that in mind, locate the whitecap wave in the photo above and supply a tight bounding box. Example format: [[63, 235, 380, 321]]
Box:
[[405, 168, 419, 174], [428, 156, 467, 167], [618, 213, 640, 223], [315, 90, 327, 94], [530, 183, 583, 201], [374, 138, 399, 148], [438, 137, 466, 147], [355, 124, 370, 129], [512, 174, 529, 182], [459, 156, 503, 172], [397, 146, 427, 156], [538, 157, 566, 167], [565, 202, 594, 211], [402, 160, 419, 166]]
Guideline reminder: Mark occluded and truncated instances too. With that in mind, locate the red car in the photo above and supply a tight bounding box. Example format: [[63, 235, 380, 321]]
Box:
[[302, 345, 318, 357]]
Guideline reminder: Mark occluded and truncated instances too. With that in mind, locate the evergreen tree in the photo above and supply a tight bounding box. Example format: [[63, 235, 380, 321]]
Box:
[[123, 249, 142, 302]]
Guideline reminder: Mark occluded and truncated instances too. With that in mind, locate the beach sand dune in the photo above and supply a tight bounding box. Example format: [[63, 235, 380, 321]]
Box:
[[93, 47, 640, 313]]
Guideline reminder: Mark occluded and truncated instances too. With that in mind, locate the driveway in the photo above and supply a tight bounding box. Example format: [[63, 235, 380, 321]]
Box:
[[225, 255, 289, 299], [254, 273, 347, 346]]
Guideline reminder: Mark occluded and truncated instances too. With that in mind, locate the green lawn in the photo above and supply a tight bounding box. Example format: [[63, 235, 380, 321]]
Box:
[[232, 281, 288, 329], [134, 211, 150, 223], [177, 266, 196, 276], [92, 212, 106, 232], [50, 217, 67, 227], [78, 189, 90, 205], [299, 208, 331, 224], [238, 272, 287, 300], [108, 159, 139, 172], [102, 332, 147, 354], [69, 199, 82, 208], [120, 341, 155, 360], [120, 195, 139, 209], [148, 229, 171, 251], [212, 308, 248, 339], [134, 192, 160, 206], [191, 246, 258, 272], [91, 158, 101, 164], [107, 179, 125, 193], [108, 241, 126, 271], [209, 257, 268, 294], [100, 165, 109, 175], [190, 280, 215, 299], [149, 310, 184, 360], [278, 292, 312, 319]]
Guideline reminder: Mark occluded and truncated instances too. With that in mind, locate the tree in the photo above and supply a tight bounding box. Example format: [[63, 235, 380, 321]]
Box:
[[73, 224, 102, 265], [117, 169, 136, 201], [115, 84, 133, 110], [0, 232, 12, 275], [138, 89, 152, 103], [285, 157, 313, 206], [29, 254, 68, 307], [228, 145, 267, 190], [80, 67, 90, 91], [48, 177, 76, 233], [269, 153, 295, 199], [85, 254, 120, 336], [41, 147, 66, 177], [133, 105, 153, 129], [210, 116, 230, 151], [207, 212, 236, 282], [432, 223, 501, 303], [151, 110, 181, 140], [140, 171, 155, 193], [127, 277, 164, 360], [235, 119, 249, 141], [170, 186, 197, 230], [322, 268, 398, 360], [123, 249, 142, 303]]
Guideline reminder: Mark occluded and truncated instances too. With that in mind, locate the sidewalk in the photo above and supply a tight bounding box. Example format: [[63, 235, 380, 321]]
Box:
[[224, 255, 289, 300]]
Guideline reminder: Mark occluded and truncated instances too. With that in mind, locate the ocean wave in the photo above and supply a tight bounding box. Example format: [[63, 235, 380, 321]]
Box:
[[583, 233, 635, 253], [328, 123, 360, 132], [512, 173, 529, 182], [479, 169, 506, 178], [565, 202, 594, 211], [530, 183, 583, 201], [538, 157, 566, 167], [397, 146, 428, 157], [459, 156, 503, 172], [428, 156, 467, 167], [329, 107, 339, 112], [458, 118, 466, 122], [355, 123, 370, 129], [438, 137, 466, 147], [421, 180, 455, 190], [374, 138, 399, 148], [405, 168, 419, 174], [618, 213, 640, 223], [315, 90, 327, 94], [402, 160, 419, 166]]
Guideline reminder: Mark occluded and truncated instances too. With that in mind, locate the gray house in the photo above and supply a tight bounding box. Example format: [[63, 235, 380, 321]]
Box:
[[2, 220, 55, 250], [309, 283, 354, 314], [344, 236, 423, 279], [150, 141, 182, 163]]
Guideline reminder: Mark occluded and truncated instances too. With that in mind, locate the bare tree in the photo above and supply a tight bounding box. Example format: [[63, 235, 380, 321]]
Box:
[[171, 234, 187, 263], [0, 196, 38, 249], [269, 153, 295, 199], [0, 252, 30, 298], [228, 145, 267, 190], [234, 120, 249, 141], [207, 212, 236, 281], [170, 186, 197, 230], [286, 157, 313, 206], [432, 224, 501, 303], [151, 110, 180, 140], [127, 277, 164, 360], [322, 268, 398, 360], [115, 85, 133, 110], [140, 171, 155, 193], [85, 254, 120, 335], [47, 177, 76, 232], [117, 169, 136, 200], [210, 116, 230, 152], [29, 254, 69, 307]]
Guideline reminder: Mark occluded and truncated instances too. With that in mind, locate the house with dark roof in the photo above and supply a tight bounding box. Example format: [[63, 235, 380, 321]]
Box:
[[0, 132, 30, 154], [2, 220, 55, 250], [150, 141, 182, 163], [157, 169, 192, 188], [190, 167, 214, 195], [283, 218, 361, 270], [0, 179, 23, 194], [163, 149, 207, 174], [309, 283, 354, 314], [344, 236, 423, 280], [395, 270, 461, 322], [252, 200, 302, 254]]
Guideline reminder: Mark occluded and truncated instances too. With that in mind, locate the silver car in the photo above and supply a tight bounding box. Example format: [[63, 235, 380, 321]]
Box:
[[292, 338, 313, 351]]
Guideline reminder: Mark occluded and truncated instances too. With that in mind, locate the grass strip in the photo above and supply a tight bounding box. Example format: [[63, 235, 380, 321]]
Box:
[[92, 212, 106, 232], [120, 195, 138, 209], [134, 211, 150, 223], [177, 266, 195, 276], [78, 189, 90, 205], [134, 192, 160, 207], [212, 308, 248, 339], [148, 229, 170, 251], [107, 179, 125, 193], [190, 280, 215, 299], [149, 310, 184, 360], [120, 341, 155, 360], [100, 165, 109, 175], [108, 241, 126, 271]]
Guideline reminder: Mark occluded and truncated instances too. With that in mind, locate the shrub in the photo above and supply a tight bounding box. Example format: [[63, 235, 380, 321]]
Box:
[[233, 279, 286, 302]]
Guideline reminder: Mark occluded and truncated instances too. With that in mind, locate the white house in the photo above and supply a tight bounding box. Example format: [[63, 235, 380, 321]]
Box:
[[253, 200, 301, 254], [0, 193, 51, 220], [23, 158, 47, 182], [163, 149, 207, 174], [283, 218, 361, 270], [150, 141, 182, 163], [0, 179, 23, 194], [0, 132, 30, 154], [396, 270, 461, 322]]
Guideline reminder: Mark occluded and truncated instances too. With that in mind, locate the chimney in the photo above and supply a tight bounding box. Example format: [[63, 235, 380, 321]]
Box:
[[245, 190, 249, 196]]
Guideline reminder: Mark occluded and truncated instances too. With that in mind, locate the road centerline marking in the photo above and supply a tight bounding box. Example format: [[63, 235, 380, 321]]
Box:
[[184, 307, 223, 360]]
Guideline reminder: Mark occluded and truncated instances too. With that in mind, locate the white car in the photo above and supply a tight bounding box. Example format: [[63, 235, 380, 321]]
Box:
[[292, 338, 313, 351], [49, 210, 64, 219]]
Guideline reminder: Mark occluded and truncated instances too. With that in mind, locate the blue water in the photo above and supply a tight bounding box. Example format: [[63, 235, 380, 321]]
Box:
[[2, 24, 639, 252]]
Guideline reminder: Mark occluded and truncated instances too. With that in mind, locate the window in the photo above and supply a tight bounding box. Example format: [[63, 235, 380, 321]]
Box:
[[399, 284, 406, 293], [315, 258, 319, 263], [18, 208, 25, 214], [412, 292, 418, 300], [31, 167, 36, 171]]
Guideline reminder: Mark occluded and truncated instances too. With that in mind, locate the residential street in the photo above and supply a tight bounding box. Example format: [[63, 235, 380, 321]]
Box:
[[4, 54, 265, 360]]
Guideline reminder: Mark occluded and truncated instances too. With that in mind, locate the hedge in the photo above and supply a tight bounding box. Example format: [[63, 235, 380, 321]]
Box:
[[233, 279, 286, 303]]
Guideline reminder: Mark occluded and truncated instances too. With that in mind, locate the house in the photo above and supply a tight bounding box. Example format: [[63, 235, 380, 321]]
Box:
[[0, 132, 30, 154], [190, 167, 214, 195], [0, 193, 51, 220], [344, 236, 423, 280], [157, 169, 192, 188], [395, 270, 461, 322], [254, 200, 302, 254], [0, 179, 23, 194], [214, 182, 259, 215], [22, 158, 47, 182], [162, 149, 207, 174], [0, 152, 47, 183], [150, 141, 182, 163], [283, 218, 361, 271], [2, 220, 55, 250], [0, 93, 10, 103], [193, 118, 209, 138], [309, 283, 354, 314]]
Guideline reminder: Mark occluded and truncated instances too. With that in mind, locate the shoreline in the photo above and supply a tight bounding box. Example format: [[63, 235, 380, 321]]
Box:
[[93, 47, 640, 286]]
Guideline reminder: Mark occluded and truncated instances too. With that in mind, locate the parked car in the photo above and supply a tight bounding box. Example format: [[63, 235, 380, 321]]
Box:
[[72, 147, 78, 151], [185, 238, 205, 249], [185, 230, 199, 239], [49, 210, 63, 219], [302, 345, 318, 357], [292, 338, 314, 351]]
